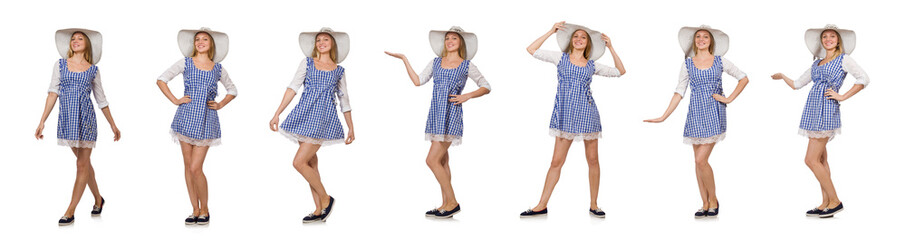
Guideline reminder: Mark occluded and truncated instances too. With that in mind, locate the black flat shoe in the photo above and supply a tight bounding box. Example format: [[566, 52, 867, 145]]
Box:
[[321, 196, 336, 222], [520, 208, 547, 217], [303, 213, 321, 223], [434, 205, 460, 218], [185, 215, 198, 225], [58, 216, 75, 226], [589, 208, 606, 218], [694, 209, 707, 218], [819, 203, 843, 218], [425, 208, 440, 217], [196, 214, 210, 225], [706, 207, 719, 216], [806, 208, 822, 217], [91, 198, 105, 215]]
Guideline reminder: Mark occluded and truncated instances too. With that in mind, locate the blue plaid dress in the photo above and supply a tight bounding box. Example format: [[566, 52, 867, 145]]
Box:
[[682, 56, 727, 145], [424, 57, 469, 146], [280, 57, 346, 146], [798, 54, 847, 140], [549, 52, 602, 141], [56, 59, 99, 148], [170, 57, 223, 146]]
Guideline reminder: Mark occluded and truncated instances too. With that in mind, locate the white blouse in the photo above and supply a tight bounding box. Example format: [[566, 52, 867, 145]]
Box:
[[675, 57, 747, 97], [48, 61, 109, 109], [157, 59, 238, 96], [792, 55, 870, 90], [531, 50, 622, 77], [418, 59, 492, 91], [286, 59, 352, 113]]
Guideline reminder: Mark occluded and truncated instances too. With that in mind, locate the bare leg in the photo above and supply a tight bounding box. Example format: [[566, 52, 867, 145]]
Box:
[[180, 142, 199, 216], [531, 137, 573, 212], [439, 152, 451, 208], [818, 149, 830, 209], [70, 148, 103, 208], [63, 147, 94, 217], [584, 139, 600, 210], [425, 141, 457, 210], [693, 143, 717, 209], [805, 138, 840, 208], [306, 155, 322, 212], [293, 143, 329, 214], [188, 144, 210, 216]]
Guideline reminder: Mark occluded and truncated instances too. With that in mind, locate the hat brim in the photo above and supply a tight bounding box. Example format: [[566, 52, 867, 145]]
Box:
[[56, 28, 103, 64], [805, 27, 855, 59], [300, 31, 350, 63], [556, 24, 606, 61], [178, 29, 229, 63], [429, 30, 478, 60], [678, 26, 729, 58]]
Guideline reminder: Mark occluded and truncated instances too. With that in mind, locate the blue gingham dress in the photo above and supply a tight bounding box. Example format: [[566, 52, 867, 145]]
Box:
[[170, 57, 223, 146], [424, 57, 469, 146], [549, 52, 602, 141], [56, 59, 99, 148], [798, 54, 847, 140], [682, 56, 727, 144], [279, 57, 346, 146]]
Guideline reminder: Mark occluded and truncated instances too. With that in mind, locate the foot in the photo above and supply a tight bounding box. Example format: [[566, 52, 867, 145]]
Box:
[[806, 208, 822, 217], [706, 207, 719, 216], [425, 208, 440, 217], [819, 202, 843, 218], [185, 215, 198, 225], [91, 198, 106, 215], [694, 209, 707, 219], [520, 208, 547, 217], [196, 214, 210, 225], [320, 196, 336, 222], [589, 208, 606, 218], [303, 212, 322, 223], [58, 216, 75, 226], [434, 204, 460, 218]]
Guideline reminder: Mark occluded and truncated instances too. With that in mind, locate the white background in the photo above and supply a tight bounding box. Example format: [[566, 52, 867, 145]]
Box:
[[1, 0, 903, 239]]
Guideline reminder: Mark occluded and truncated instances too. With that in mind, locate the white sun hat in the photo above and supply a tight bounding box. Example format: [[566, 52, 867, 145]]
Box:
[[299, 27, 350, 63], [429, 26, 478, 60], [678, 25, 729, 58], [805, 24, 856, 59], [178, 27, 229, 63], [556, 23, 607, 60], [55, 28, 103, 64]]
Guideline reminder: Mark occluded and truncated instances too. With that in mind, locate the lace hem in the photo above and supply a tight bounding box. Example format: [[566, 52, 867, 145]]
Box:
[[425, 133, 462, 146], [170, 130, 221, 146], [278, 129, 345, 146], [57, 139, 96, 148], [683, 133, 726, 145], [549, 129, 602, 141], [799, 128, 840, 140]]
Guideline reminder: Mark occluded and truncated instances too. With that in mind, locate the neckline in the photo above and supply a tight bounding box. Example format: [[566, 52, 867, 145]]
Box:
[[565, 53, 589, 68], [63, 59, 92, 73], [439, 58, 466, 70], [691, 56, 716, 70], [190, 57, 215, 72], [817, 54, 843, 67]]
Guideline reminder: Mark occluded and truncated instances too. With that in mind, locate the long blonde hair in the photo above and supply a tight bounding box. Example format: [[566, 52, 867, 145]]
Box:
[[311, 33, 339, 63], [819, 29, 844, 60], [191, 32, 216, 61], [67, 32, 93, 64], [688, 29, 715, 57], [441, 32, 467, 59], [565, 29, 592, 60]]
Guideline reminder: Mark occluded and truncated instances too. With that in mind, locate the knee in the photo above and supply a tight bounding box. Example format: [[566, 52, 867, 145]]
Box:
[[189, 165, 204, 177], [426, 157, 440, 168], [549, 157, 566, 169], [293, 160, 306, 171], [694, 157, 709, 168], [76, 160, 91, 173], [804, 157, 820, 167], [586, 156, 599, 167]]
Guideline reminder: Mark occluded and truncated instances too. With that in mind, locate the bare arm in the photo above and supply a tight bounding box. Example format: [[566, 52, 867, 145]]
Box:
[[98, 107, 121, 141], [449, 87, 490, 105], [644, 93, 683, 123], [343, 111, 355, 144], [384, 51, 421, 86], [527, 21, 564, 56], [269, 88, 296, 131], [208, 94, 235, 110], [602, 34, 626, 75], [157, 80, 190, 105], [771, 73, 797, 90], [825, 84, 864, 102], [34, 93, 58, 139], [713, 77, 749, 104]]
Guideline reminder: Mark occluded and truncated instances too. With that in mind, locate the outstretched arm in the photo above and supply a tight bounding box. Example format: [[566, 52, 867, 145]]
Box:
[[644, 93, 683, 123], [384, 51, 422, 86], [527, 21, 565, 56]]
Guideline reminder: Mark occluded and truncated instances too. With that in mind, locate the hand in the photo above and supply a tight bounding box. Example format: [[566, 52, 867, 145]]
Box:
[[269, 116, 280, 132], [825, 88, 846, 101], [345, 129, 355, 145], [770, 73, 785, 80], [712, 94, 731, 104], [173, 95, 191, 105], [601, 33, 612, 48], [111, 125, 121, 141], [35, 123, 44, 140], [448, 94, 472, 105], [550, 21, 566, 33], [384, 51, 406, 60], [207, 101, 223, 110], [644, 117, 666, 123]]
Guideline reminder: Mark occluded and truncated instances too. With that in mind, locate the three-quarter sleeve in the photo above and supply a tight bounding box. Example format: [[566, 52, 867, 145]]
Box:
[[337, 72, 351, 112], [842, 55, 870, 87], [219, 67, 238, 96], [793, 68, 812, 90], [92, 70, 109, 109], [467, 62, 491, 92], [593, 62, 622, 77], [675, 62, 691, 97], [157, 59, 186, 83], [418, 59, 434, 86], [721, 58, 748, 80], [48, 61, 61, 94], [287, 58, 308, 93], [532, 50, 562, 65]]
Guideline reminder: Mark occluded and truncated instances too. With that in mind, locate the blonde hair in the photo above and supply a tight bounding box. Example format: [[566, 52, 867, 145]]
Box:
[[441, 32, 467, 59], [688, 29, 715, 57], [819, 29, 844, 60], [311, 33, 339, 63], [565, 29, 592, 60], [191, 32, 216, 61], [67, 32, 93, 64]]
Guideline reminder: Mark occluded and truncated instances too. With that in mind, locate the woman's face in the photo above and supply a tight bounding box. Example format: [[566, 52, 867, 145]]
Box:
[[315, 33, 333, 54], [70, 32, 87, 54], [194, 32, 212, 54], [694, 30, 712, 51], [821, 30, 839, 50], [571, 30, 588, 50], [444, 32, 461, 52]]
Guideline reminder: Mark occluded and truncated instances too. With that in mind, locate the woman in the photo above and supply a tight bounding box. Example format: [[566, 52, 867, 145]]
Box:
[[156, 27, 237, 225], [644, 25, 749, 218], [770, 24, 868, 218], [270, 27, 355, 223], [520, 22, 626, 218], [36, 28, 121, 225], [385, 26, 491, 218]]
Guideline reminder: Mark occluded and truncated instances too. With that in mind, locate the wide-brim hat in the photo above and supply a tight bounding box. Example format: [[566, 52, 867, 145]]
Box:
[[178, 27, 229, 63], [429, 26, 478, 60], [678, 25, 729, 58], [556, 23, 606, 60], [55, 28, 103, 64], [805, 24, 856, 59], [299, 27, 350, 63]]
